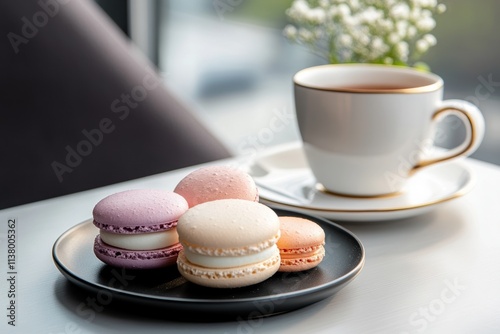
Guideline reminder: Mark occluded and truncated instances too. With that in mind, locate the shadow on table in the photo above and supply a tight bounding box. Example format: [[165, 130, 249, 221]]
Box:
[[337, 202, 468, 257]]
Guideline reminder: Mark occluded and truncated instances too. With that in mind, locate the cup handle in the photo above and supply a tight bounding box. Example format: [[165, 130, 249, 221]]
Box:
[[412, 99, 485, 173]]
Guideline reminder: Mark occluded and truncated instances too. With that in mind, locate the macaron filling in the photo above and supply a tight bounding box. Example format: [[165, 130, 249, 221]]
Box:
[[280, 246, 325, 261], [100, 228, 179, 251], [183, 244, 279, 269], [280, 244, 324, 256], [177, 249, 281, 280]]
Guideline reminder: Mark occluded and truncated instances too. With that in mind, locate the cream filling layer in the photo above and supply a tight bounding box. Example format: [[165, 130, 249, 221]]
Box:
[[280, 246, 324, 260], [100, 228, 179, 251], [184, 245, 279, 269], [280, 245, 325, 259]]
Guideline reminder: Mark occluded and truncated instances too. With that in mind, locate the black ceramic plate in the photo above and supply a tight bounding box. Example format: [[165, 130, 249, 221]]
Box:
[[52, 208, 364, 320]]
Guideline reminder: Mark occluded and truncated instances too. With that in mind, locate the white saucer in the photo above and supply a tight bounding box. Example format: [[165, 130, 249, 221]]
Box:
[[244, 142, 475, 222]]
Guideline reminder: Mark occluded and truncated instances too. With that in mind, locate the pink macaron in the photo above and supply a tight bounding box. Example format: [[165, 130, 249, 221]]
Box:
[[92, 189, 188, 269], [174, 165, 259, 208]]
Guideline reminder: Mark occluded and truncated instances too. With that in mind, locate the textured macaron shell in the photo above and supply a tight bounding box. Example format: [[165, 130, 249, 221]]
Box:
[[177, 249, 280, 288], [277, 216, 326, 272], [94, 236, 182, 269], [174, 166, 258, 207], [177, 199, 280, 256], [93, 189, 188, 234]]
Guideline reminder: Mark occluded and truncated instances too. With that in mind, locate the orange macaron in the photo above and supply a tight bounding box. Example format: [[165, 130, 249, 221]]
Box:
[[277, 216, 326, 272]]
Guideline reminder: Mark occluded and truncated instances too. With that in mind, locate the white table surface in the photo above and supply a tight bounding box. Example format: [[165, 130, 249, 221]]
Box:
[[1, 156, 499, 334]]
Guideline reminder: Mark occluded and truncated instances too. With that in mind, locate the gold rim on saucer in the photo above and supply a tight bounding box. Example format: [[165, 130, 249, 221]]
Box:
[[315, 183, 403, 199], [258, 166, 475, 213]]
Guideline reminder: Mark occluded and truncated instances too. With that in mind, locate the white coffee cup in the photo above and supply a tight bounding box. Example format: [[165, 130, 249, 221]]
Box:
[[293, 64, 485, 196]]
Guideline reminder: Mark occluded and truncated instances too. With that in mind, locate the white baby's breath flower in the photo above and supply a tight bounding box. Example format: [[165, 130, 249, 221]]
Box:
[[337, 4, 351, 18], [411, 0, 428, 6], [359, 6, 382, 24], [437, 3, 446, 14], [369, 37, 389, 59], [298, 27, 314, 42], [319, 0, 330, 8], [410, 7, 422, 22], [326, 6, 337, 19], [423, 33, 437, 46], [418, 0, 437, 7], [338, 34, 353, 47], [308, 8, 326, 24], [390, 3, 410, 20], [416, 38, 429, 53], [352, 29, 370, 46], [421, 9, 432, 19], [416, 16, 436, 31], [284, 0, 445, 67], [348, 0, 360, 10], [288, 0, 310, 21], [371, 37, 385, 50], [388, 32, 401, 45], [396, 20, 408, 38], [343, 14, 360, 27], [407, 26, 417, 38], [293, 0, 310, 13], [283, 25, 298, 39], [378, 19, 394, 32], [395, 41, 409, 61]]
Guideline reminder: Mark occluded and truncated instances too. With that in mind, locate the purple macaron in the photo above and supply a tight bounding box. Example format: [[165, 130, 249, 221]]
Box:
[[92, 189, 188, 269]]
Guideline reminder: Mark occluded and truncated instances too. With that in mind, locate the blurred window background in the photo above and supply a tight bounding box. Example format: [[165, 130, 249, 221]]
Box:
[[101, 0, 500, 165]]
